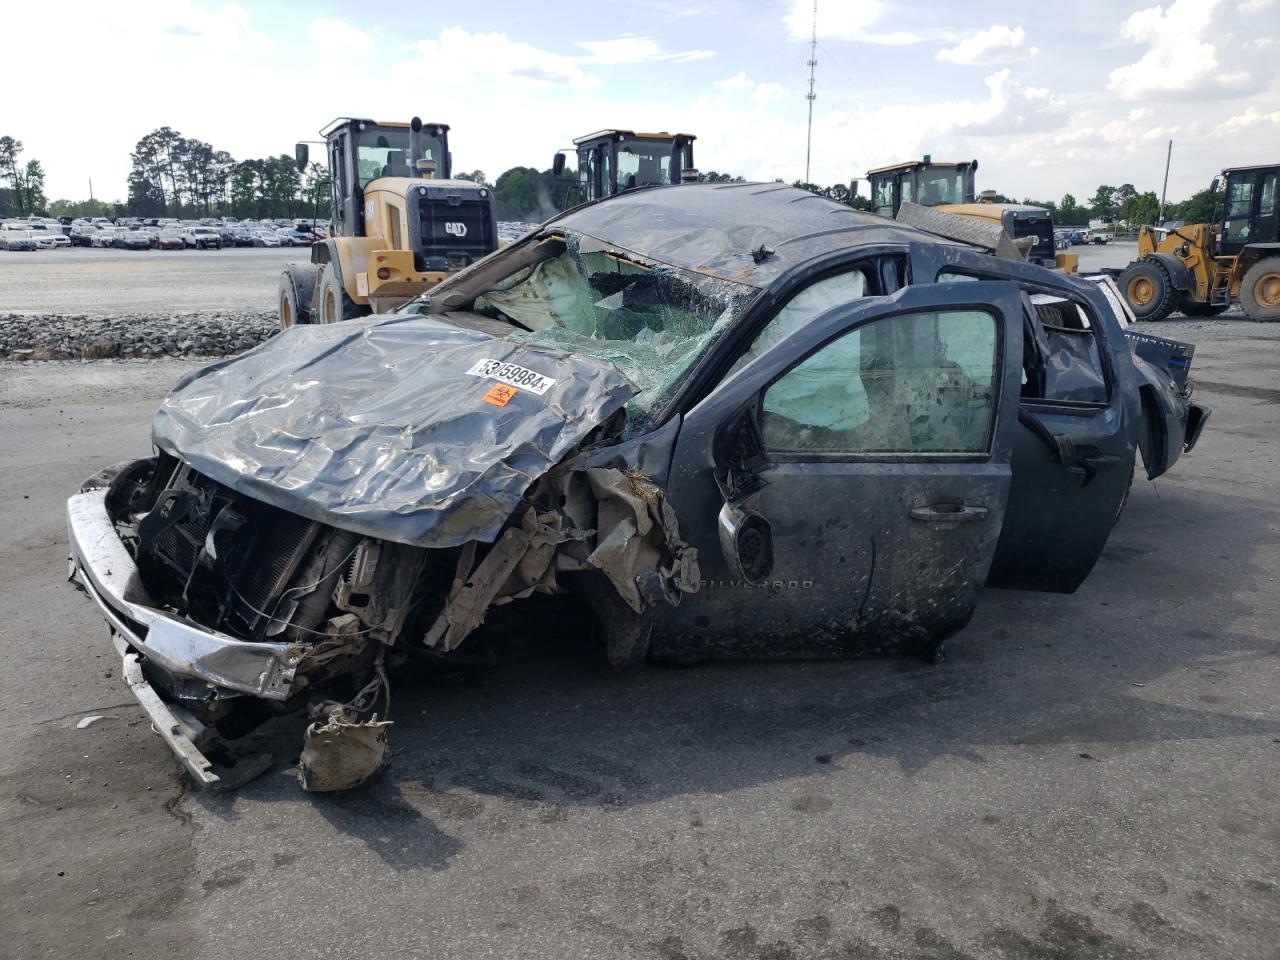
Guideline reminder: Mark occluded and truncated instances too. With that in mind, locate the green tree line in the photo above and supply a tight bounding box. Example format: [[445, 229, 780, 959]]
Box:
[[0, 137, 48, 216], [1010, 182, 1223, 227], [126, 126, 331, 220], [0, 128, 331, 220], [0, 127, 1230, 229]]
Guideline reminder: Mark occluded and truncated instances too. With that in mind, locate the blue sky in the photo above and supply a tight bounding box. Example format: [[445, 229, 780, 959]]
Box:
[[7, 0, 1279, 204]]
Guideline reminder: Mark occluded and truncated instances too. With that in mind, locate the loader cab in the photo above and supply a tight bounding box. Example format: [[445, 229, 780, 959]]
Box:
[[306, 118, 453, 239], [1215, 164, 1280, 257], [867, 158, 978, 218], [555, 130, 696, 203]]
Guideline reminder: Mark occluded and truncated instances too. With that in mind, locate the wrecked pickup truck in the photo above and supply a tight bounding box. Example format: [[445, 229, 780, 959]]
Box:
[[66, 183, 1209, 789]]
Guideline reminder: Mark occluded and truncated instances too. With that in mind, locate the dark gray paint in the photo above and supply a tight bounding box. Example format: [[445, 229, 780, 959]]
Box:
[[655, 283, 1026, 659], [151, 315, 637, 548]]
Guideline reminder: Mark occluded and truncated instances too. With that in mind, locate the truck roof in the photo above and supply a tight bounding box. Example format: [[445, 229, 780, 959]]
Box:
[[549, 181, 954, 289]]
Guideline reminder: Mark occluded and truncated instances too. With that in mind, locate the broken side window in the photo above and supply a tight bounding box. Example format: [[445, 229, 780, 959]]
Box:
[[939, 271, 1109, 407], [759, 308, 999, 455]]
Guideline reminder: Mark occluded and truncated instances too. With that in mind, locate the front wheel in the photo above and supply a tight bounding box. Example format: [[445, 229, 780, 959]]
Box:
[[1119, 259, 1177, 322], [1240, 257, 1280, 322]]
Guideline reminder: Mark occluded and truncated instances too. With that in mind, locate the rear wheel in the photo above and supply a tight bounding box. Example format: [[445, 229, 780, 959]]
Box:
[[1240, 257, 1280, 322], [316, 263, 366, 324], [279, 275, 299, 329], [1120, 259, 1177, 321], [1178, 298, 1229, 318]]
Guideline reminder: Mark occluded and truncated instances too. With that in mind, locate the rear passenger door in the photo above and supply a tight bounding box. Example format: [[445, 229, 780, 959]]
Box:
[[913, 246, 1138, 593]]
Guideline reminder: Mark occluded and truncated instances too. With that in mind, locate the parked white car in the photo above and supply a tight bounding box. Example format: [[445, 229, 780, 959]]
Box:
[[251, 230, 283, 247], [182, 226, 223, 250], [0, 223, 38, 251], [24, 222, 70, 248], [91, 228, 119, 248]]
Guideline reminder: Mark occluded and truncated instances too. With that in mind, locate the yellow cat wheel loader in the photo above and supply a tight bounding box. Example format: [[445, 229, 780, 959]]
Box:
[[552, 129, 697, 203], [866, 157, 1079, 274], [1118, 163, 1279, 322], [279, 117, 498, 327]]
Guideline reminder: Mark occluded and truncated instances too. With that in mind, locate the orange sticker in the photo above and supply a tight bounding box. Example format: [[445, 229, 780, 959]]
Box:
[[483, 383, 518, 407]]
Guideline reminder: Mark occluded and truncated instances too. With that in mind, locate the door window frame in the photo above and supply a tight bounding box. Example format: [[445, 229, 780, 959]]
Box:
[[907, 244, 1121, 413], [755, 302, 1005, 465]]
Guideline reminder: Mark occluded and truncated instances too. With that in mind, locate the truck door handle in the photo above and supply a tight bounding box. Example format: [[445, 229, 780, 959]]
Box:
[[910, 503, 989, 524]]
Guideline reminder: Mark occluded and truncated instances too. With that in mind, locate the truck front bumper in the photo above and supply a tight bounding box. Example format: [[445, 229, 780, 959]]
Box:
[[65, 488, 307, 784]]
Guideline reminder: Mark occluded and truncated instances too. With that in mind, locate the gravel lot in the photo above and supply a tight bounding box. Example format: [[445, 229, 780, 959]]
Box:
[[1, 318, 1278, 960], [0, 246, 297, 315], [0, 239, 1242, 363], [0, 243, 1138, 317]]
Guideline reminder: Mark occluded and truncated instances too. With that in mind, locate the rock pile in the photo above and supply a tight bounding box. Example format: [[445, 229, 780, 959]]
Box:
[[0, 311, 278, 361]]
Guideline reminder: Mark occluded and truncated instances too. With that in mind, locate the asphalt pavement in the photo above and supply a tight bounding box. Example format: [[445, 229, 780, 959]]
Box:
[[1, 314, 1278, 959]]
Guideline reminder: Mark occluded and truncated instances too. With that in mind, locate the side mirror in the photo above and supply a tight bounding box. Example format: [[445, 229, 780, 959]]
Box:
[[553, 152, 565, 177], [295, 143, 309, 170], [717, 502, 774, 585], [1210, 176, 1221, 194]]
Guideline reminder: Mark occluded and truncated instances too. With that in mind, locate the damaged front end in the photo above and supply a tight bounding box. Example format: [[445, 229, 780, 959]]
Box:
[[67, 316, 700, 790]]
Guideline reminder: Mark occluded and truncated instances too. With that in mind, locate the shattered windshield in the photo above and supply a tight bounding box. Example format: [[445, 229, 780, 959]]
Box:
[[466, 233, 758, 423]]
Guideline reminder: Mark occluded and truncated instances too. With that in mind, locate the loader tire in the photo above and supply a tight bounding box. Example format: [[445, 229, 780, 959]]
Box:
[[1178, 298, 1229, 318], [1120, 259, 1176, 322], [279, 272, 306, 328], [1240, 257, 1280, 322], [316, 263, 366, 324]]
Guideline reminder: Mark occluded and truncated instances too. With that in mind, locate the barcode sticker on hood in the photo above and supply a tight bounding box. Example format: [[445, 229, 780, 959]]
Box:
[[466, 359, 557, 396]]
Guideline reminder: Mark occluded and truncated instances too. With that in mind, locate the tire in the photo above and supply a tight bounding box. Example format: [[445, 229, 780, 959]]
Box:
[[1178, 298, 1229, 318], [278, 268, 316, 328], [315, 263, 366, 324], [1119, 259, 1177, 321], [1240, 257, 1280, 322]]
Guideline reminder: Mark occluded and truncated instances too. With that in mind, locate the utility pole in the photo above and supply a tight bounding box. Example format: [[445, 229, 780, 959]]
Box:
[[804, 0, 817, 185], [88, 178, 94, 202], [1158, 138, 1172, 225]]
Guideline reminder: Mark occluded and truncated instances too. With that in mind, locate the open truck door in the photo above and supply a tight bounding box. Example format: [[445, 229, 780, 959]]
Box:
[[657, 282, 1026, 660], [908, 245, 1140, 593]]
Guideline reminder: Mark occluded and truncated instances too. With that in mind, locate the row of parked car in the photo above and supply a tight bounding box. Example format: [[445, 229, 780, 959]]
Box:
[[0, 216, 328, 252], [1054, 228, 1112, 249]]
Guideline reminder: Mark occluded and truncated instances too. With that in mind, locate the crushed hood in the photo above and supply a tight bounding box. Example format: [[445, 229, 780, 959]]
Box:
[[152, 315, 637, 547]]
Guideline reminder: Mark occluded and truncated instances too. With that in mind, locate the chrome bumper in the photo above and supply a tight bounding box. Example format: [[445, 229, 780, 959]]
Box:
[[65, 488, 305, 700], [113, 631, 221, 787]]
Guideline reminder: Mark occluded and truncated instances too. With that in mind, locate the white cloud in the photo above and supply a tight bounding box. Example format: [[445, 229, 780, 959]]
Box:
[[715, 71, 754, 92], [403, 27, 592, 86], [159, 1, 270, 53], [782, 0, 922, 45], [1107, 0, 1252, 99], [1214, 106, 1280, 133], [753, 83, 783, 103], [714, 71, 781, 102], [576, 35, 714, 63], [936, 25, 1036, 65], [393, 29, 715, 89], [1238, 0, 1276, 10], [309, 18, 373, 56]]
